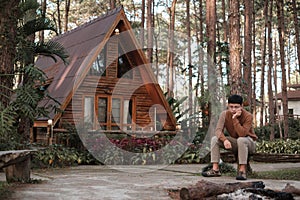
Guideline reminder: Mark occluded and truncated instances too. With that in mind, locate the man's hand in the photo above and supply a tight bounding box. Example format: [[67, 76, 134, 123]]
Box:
[[232, 108, 242, 119], [223, 139, 232, 149]]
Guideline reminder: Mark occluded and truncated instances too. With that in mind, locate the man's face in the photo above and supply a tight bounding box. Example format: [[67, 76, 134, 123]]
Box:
[[228, 103, 242, 114]]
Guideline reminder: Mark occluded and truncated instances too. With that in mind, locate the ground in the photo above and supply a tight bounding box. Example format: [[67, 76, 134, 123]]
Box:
[[0, 163, 299, 199]]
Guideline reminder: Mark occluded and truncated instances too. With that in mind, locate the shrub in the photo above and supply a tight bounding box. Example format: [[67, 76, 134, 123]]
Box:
[[256, 139, 300, 154]]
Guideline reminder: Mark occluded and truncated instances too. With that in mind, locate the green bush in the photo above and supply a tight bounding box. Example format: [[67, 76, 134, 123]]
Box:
[[256, 139, 300, 154], [32, 144, 97, 168], [255, 118, 300, 140]]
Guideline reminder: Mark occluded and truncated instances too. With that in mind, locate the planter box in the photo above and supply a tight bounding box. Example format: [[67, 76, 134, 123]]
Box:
[[252, 153, 300, 163]]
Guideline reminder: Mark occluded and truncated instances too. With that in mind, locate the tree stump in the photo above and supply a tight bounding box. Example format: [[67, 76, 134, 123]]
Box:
[[4, 155, 31, 183], [0, 150, 34, 183]]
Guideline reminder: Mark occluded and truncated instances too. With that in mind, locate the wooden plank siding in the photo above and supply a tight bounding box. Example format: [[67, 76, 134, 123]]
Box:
[[59, 51, 175, 131]]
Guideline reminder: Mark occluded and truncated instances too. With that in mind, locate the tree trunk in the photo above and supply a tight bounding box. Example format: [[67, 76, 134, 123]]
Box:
[[56, 0, 62, 34], [273, 40, 283, 138], [243, 0, 252, 110], [229, 0, 241, 95], [260, 0, 268, 127], [276, 0, 289, 139], [0, 0, 20, 107], [39, 0, 47, 42], [252, 0, 257, 127], [140, 0, 145, 47], [193, 0, 205, 127], [146, 0, 153, 63], [186, 0, 193, 132], [64, 0, 70, 32], [222, 0, 230, 89], [167, 0, 177, 98], [292, 0, 300, 72], [110, 0, 116, 9], [267, 0, 275, 140]]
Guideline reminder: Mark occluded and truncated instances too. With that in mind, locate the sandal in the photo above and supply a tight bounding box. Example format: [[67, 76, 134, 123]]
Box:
[[202, 168, 221, 177]]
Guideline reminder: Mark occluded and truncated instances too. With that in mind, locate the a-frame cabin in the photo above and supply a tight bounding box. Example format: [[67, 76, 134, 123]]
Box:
[[32, 7, 177, 144]]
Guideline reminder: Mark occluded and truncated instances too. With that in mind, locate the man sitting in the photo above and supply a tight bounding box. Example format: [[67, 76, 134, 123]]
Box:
[[202, 94, 257, 180]]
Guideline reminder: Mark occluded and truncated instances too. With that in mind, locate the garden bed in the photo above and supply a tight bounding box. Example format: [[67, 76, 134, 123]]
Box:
[[252, 153, 300, 163], [220, 151, 300, 163]]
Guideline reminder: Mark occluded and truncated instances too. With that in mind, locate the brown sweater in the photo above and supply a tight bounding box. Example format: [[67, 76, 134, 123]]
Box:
[[215, 108, 258, 142]]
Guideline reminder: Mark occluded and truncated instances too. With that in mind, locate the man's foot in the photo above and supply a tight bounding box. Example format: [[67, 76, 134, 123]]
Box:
[[236, 171, 247, 180], [202, 168, 221, 177]]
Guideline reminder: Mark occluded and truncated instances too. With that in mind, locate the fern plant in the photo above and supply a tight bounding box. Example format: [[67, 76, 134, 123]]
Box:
[[0, 0, 68, 148]]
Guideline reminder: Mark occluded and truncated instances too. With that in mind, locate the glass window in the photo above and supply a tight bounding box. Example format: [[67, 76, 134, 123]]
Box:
[[123, 99, 132, 124], [90, 46, 106, 76], [112, 98, 121, 123], [98, 98, 107, 123], [84, 97, 94, 129], [117, 44, 132, 79]]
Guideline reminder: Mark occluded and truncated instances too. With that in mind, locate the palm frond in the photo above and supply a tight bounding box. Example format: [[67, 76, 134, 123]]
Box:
[[21, 17, 57, 37], [0, 103, 17, 138], [34, 41, 69, 65], [19, 0, 39, 16]]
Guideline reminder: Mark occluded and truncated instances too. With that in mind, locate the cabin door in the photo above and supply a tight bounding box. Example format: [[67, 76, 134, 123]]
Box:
[[96, 95, 135, 131]]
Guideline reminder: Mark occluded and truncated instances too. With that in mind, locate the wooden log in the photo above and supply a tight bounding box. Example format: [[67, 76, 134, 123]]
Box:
[[282, 183, 300, 196], [179, 180, 265, 199]]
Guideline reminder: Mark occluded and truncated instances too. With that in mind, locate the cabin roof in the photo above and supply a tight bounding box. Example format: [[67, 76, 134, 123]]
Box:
[[276, 90, 300, 100], [35, 7, 176, 127]]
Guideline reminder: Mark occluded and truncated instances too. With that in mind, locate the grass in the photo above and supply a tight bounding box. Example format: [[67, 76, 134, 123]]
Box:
[[0, 181, 12, 199], [249, 168, 300, 181], [201, 163, 300, 181]]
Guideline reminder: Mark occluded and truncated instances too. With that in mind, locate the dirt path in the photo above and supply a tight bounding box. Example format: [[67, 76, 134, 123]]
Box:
[[1, 163, 299, 200]]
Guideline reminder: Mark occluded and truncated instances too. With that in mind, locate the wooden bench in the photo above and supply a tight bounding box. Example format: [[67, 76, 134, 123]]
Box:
[[0, 150, 35, 183]]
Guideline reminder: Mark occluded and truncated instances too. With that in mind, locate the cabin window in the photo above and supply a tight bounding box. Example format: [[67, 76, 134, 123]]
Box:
[[117, 44, 133, 79], [123, 99, 133, 130], [111, 98, 121, 123], [89, 46, 106, 76], [96, 96, 134, 130], [84, 96, 94, 129], [98, 97, 108, 130]]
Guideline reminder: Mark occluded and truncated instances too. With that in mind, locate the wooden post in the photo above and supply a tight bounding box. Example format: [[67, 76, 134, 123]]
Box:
[[4, 155, 31, 183]]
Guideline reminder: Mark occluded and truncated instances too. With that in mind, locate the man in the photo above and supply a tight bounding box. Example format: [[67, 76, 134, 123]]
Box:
[[202, 94, 257, 180]]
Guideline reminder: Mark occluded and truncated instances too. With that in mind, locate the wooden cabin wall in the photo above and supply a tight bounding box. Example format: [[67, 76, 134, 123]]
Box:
[[60, 67, 175, 131]]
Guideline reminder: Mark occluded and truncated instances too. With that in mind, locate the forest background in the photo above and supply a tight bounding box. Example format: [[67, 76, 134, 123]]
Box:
[[0, 0, 300, 156]]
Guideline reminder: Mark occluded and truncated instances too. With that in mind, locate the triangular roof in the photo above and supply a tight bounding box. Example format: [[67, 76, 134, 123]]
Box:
[[35, 7, 176, 127]]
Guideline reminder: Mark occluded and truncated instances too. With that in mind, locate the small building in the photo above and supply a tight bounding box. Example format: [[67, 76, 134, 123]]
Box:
[[276, 84, 300, 118], [32, 7, 177, 144]]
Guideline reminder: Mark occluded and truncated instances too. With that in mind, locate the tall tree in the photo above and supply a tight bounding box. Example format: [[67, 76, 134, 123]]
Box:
[[140, 0, 145, 47], [273, 39, 283, 138], [252, 0, 257, 127], [39, 0, 47, 41], [243, 0, 253, 109], [167, 0, 177, 98], [64, 0, 71, 32], [146, 0, 153, 63], [229, 0, 241, 94], [186, 0, 193, 129], [267, 0, 275, 140], [206, 0, 217, 131], [110, 0, 116, 9], [292, 0, 300, 71], [56, 0, 62, 34], [0, 0, 20, 107], [193, 0, 205, 126], [260, 0, 268, 127], [276, 0, 289, 139]]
